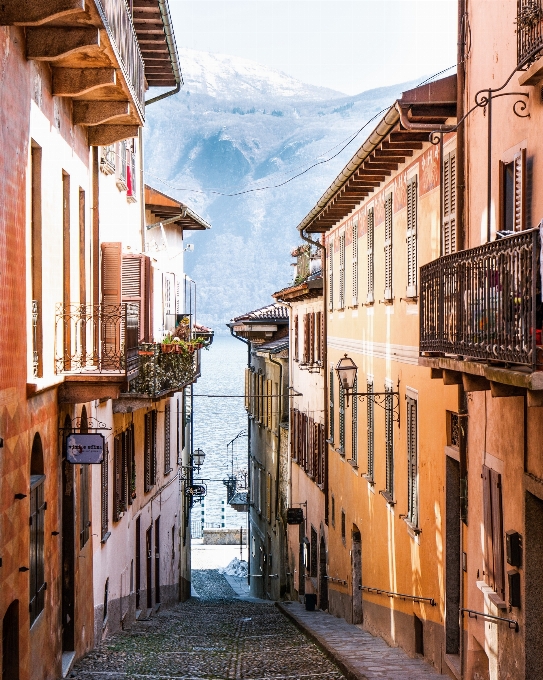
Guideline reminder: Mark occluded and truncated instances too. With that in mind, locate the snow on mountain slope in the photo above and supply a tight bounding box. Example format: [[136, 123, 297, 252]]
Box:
[[143, 49, 423, 329]]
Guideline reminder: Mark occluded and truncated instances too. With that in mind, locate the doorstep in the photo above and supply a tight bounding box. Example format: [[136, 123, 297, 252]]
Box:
[[276, 601, 448, 679]]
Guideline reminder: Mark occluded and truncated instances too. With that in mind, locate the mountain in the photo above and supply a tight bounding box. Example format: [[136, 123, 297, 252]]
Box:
[[143, 48, 423, 330]]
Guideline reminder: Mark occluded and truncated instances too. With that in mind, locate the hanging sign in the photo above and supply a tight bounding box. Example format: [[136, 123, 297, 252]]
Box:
[[66, 433, 105, 464], [185, 484, 207, 498], [287, 508, 304, 525]]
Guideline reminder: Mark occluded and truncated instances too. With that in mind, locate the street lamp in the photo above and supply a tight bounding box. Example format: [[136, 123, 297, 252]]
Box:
[[335, 354, 358, 406], [192, 448, 206, 469]]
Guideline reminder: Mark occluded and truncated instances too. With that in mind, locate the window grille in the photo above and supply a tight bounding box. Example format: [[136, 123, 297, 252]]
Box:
[[339, 233, 345, 309], [367, 379, 374, 481], [328, 239, 334, 310], [329, 368, 334, 442], [352, 219, 359, 306], [164, 402, 171, 473], [406, 177, 418, 298], [29, 474, 46, 626], [351, 376, 358, 464], [366, 208, 375, 303], [101, 444, 109, 540], [339, 382, 345, 454], [384, 193, 393, 301], [385, 384, 394, 498], [443, 150, 457, 255], [407, 396, 418, 526]]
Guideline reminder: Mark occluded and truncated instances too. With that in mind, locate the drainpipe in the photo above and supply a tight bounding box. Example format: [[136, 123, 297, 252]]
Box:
[[299, 228, 329, 524], [145, 0, 183, 106]]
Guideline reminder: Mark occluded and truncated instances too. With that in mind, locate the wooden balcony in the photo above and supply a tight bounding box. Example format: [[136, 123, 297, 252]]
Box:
[[55, 303, 139, 402], [420, 229, 543, 399]]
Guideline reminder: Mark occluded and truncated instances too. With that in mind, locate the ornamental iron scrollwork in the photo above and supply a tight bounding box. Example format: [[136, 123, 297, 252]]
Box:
[[128, 343, 198, 398]]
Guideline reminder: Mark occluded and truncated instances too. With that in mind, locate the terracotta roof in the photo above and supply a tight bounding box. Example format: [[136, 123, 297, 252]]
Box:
[[230, 303, 289, 323], [256, 337, 289, 354], [145, 185, 211, 231]]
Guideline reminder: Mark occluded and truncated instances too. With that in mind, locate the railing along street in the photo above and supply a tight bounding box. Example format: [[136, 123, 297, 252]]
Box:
[[517, 0, 543, 66], [129, 343, 198, 398], [55, 303, 139, 375], [420, 228, 541, 369], [94, 0, 145, 114]]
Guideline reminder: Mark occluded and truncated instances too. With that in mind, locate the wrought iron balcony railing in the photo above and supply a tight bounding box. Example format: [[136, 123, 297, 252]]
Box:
[[94, 0, 145, 115], [55, 303, 139, 376], [517, 0, 543, 66], [420, 228, 541, 370], [128, 343, 199, 398]]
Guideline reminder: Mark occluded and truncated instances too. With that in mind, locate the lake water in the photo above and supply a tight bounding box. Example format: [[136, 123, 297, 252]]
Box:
[[191, 333, 248, 529]]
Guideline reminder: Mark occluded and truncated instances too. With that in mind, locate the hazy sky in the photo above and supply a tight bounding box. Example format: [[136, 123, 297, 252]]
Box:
[[169, 0, 458, 95]]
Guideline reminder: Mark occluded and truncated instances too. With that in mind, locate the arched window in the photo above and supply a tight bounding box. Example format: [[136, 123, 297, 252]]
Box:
[[30, 433, 45, 626]]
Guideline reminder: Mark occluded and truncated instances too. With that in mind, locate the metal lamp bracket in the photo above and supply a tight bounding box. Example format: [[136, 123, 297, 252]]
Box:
[[59, 416, 111, 432], [349, 380, 400, 427]]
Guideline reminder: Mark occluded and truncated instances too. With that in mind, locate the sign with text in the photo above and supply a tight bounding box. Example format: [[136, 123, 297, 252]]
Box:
[[66, 433, 105, 464], [287, 508, 304, 525]]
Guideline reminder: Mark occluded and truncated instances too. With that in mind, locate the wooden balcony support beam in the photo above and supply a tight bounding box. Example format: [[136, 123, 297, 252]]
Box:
[[354, 172, 387, 182], [390, 131, 429, 143], [87, 124, 140, 146], [73, 101, 131, 126], [362, 162, 395, 173], [26, 27, 99, 61], [53, 68, 116, 97], [0, 0, 84, 25], [462, 374, 490, 392], [382, 141, 423, 151], [443, 369, 463, 385], [490, 382, 526, 398]]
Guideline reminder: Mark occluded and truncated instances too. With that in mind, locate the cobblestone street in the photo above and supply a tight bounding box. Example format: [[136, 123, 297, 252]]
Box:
[[69, 570, 345, 680]]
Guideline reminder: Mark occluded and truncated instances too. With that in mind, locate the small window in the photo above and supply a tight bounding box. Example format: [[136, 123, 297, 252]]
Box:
[[447, 411, 460, 448], [331, 495, 335, 527], [341, 510, 346, 542]]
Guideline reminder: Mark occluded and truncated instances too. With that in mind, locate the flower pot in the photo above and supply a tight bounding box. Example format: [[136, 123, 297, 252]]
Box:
[[187, 346, 195, 354], [161, 344, 175, 353]]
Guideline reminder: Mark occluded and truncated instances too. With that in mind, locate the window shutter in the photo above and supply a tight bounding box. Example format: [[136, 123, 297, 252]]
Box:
[[351, 376, 358, 463], [385, 385, 394, 497], [121, 430, 128, 513], [266, 379, 273, 429], [127, 425, 135, 503], [384, 194, 393, 300], [294, 316, 299, 362], [309, 313, 314, 365], [490, 469, 505, 597], [315, 311, 322, 363], [482, 465, 494, 587], [443, 151, 457, 255], [164, 402, 171, 473], [339, 382, 345, 453], [259, 375, 264, 423], [302, 314, 309, 364], [406, 177, 418, 298], [114, 435, 122, 520], [352, 219, 358, 306], [339, 233, 345, 309], [122, 253, 151, 342], [366, 209, 374, 303], [407, 396, 418, 526], [367, 379, 374, 480], [151, 410, 157, 486], [101, 242, 122, 356], [144, 413, 152, 492], [101, 443, 109, 539], [329, 369, 334, 442], [513, 148, 526, 232], [328, 240, 334, 310]]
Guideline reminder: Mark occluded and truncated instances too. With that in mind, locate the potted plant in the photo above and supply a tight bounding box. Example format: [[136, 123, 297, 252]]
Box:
[[161, 334, 175, 353]]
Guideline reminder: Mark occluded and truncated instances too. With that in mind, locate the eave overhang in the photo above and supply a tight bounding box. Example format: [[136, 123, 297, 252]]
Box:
[[273, 277, 323, 303], [145, 185, 211, 231]]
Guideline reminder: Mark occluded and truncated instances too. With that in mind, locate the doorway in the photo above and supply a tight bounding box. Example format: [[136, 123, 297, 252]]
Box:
[[135, 517, 141, 610], [2, 600, 19, 680], [154, 517, 160, 604], [61, 415, 75, 652], [319, 536, 328, 611], [445, 456, 460, 655], [525, 491, 543, 679], [146, 526, 153, 609], [351, 528, 362, 624]]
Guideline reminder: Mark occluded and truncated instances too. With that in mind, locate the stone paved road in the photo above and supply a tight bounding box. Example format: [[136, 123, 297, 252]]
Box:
[[69, 571, 346, 680]]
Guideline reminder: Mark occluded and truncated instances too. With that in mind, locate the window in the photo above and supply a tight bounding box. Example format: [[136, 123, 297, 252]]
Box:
[[385, 384, 394, 500], [309, 313, 315, 365], [351, 377, 358, 464], [294, 316, 299, 362], [31, 143, 43, 378], [144, 411, 157, 492], [80, 464, 90, 549], [328, 239, 334, 310], [406, 396, 418, 527], [384, 193, 393, 301], [302, 314, 309, 364], [121, 253, 151, 342], [266, 472, 272, 523], [338, 233, 345, 309], [329, 369, 334, 442], [406, 176, 418, 298], [352, 219, 359, 306], [501, 149, 526, 233], [113, 435, 122, 522], [443, 150, 457, 254], [366, 208, 374, 303], [100, 144, 116, 174], [339, 381, 345, 454], [30, 474, 46, 626], [341, 510, 346, 542], [331, 495, 335, 527], [315, 311, 323, 364], [101, 443, 109, 540], [164, 402, 171, 474], [366, 379, 374, 481], [126, 140, 137, 203], [115, 140, 128, 190], [482, 465, 505, 598], [127, 425, 135, 503]]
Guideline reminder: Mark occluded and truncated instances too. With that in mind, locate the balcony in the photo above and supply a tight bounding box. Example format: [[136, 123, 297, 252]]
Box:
[[127, 343, 199, 399], [517, 0, 543, 67], [420, 229, 542, 387], [55, 303, 139, 402]]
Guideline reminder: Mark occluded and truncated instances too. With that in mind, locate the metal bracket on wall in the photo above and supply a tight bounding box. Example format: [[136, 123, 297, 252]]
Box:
[[351, 382, 400, 427], [461, 608, 519, 632], [59, 416, 111, 432]]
